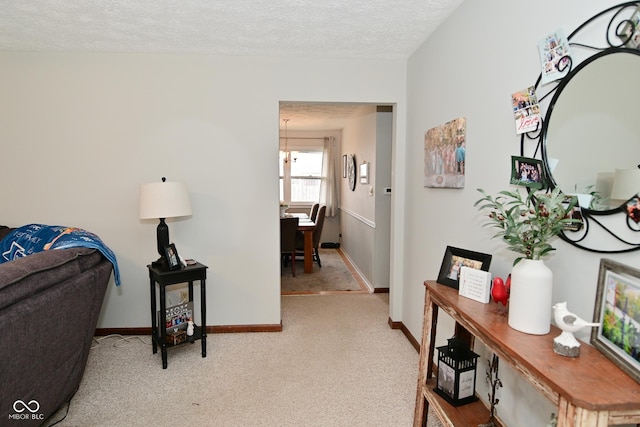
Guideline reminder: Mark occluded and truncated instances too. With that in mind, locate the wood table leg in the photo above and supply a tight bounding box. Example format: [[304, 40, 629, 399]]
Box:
[[303, 229, 314, 273], [414, 290, 437, 426]]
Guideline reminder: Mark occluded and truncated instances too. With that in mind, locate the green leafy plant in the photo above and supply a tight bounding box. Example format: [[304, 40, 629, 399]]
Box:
[[474, 187, 580, 262], [578, 184, 607, 210]]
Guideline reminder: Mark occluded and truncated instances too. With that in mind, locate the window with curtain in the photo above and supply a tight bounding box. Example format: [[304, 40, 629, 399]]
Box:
[[279, 150, 323, 203]]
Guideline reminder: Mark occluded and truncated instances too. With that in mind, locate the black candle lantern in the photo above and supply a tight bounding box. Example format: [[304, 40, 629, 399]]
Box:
[[434, 337, 479, 406]]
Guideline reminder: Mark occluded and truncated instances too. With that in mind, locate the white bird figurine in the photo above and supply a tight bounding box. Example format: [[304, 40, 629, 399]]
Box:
[[552, 301, 600, 357]]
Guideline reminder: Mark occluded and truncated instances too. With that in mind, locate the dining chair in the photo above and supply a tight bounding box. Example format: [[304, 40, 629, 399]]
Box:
[[280, 217, 299, 276], [296, 205, 326, 268], [309, 203, 320, 222]]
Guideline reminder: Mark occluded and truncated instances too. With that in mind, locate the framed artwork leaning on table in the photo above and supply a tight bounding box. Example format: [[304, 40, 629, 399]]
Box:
[[592, 258, 640, 383]]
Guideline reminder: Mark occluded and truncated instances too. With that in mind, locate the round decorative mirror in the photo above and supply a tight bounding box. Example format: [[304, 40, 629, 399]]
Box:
[[522, 2, 640, 253], [542, 49, 640, 211]]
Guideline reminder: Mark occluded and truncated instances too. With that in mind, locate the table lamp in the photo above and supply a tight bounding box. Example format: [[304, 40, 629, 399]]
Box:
[[139, 177, 192, 268], [610, 167, 640, 202]]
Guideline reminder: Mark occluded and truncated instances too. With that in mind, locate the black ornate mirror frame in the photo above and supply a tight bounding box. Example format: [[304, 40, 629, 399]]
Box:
[[521, 1, 640, 253]]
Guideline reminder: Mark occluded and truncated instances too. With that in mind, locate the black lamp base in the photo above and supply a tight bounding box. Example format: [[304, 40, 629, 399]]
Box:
[[153, 218, 170, 270], [151, 256, 168, 270]]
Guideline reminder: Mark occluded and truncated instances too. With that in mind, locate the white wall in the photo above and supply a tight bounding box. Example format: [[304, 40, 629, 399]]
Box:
[[373, 110, 393, 289], [339, 106, 378, 287], [0, 52, 407, 329], [404, 1, 637, 426]]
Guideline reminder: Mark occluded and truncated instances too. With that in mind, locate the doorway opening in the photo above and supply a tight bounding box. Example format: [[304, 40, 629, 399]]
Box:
[[278, 101, 394, 296]]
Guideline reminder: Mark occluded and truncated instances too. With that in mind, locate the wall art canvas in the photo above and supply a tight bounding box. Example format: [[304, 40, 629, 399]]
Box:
[[512, 86, 541, 134], [424, 117, 466, 189], [538, 28, 572, 85]]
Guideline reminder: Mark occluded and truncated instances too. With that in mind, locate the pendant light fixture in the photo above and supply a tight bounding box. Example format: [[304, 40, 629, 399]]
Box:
[[282, 118, 291, 163]]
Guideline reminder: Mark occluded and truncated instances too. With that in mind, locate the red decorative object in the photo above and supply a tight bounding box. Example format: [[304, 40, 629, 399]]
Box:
[[625, 197, 640, 223], [491, 277, 509, 306]]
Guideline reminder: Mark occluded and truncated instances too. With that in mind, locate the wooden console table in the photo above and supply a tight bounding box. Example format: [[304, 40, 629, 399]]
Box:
[[414, 280, 640, 427]]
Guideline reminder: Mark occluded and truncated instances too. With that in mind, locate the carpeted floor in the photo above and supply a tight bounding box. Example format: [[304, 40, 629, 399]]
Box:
[[281, 248, 367, 294], [46, 294, 420, 427]]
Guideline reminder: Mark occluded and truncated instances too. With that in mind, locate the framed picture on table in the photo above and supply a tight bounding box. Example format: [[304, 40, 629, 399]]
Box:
[[437, 246, 492, 290], [164, 243, 181, 270], [591, 258, 640, 383]]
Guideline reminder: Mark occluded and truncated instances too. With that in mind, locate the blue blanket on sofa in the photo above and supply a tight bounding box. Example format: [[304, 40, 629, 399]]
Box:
[[0, 224, 121, 286]]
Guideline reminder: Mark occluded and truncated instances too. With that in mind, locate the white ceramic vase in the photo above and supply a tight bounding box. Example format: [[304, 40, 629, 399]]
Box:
[[508, 259, 553, 335]]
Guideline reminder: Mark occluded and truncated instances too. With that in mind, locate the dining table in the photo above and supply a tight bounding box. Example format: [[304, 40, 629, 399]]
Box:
[[283, 213, 316, 274]]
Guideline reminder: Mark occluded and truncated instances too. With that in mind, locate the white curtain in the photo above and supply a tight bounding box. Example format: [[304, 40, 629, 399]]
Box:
[[319, 137, 339, 217]]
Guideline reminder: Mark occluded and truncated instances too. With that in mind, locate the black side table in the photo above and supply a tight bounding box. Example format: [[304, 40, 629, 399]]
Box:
[[148, 262, 208, 369]]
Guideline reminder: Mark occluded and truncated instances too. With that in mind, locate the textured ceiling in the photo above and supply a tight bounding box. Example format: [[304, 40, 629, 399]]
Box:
[[1, 0, 462, 130], [280, 103, 377, 131], [0, 0, 462, 58]]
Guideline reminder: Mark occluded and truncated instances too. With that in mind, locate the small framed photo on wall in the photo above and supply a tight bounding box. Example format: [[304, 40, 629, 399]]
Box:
[[510, 156, 546, 188], [360, 162, 369, 184], [342, 154, 348, 178]]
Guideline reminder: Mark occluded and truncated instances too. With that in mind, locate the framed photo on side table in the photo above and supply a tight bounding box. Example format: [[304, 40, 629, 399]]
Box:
[[437, 246, 492, 289], [164, 243, 181, 270], [591, 258, 640, 383]]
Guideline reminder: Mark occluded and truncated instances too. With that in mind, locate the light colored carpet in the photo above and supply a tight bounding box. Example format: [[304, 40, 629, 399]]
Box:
[[281, 248, 365, 294], [47, 294, 420, 427]]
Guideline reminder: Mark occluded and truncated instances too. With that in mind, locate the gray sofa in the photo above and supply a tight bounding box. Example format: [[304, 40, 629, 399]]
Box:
[[0, 226, 113, 426]]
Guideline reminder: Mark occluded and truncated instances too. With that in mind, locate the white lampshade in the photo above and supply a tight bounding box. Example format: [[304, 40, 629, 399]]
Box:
[[610, 168, 640, 201], [139, 181, 192, 219]]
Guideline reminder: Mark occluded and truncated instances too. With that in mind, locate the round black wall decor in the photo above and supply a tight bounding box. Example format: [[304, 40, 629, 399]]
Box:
[[347, 154, 356, 191]]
